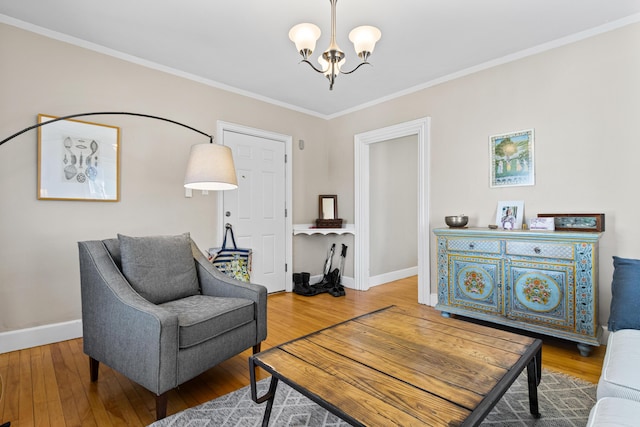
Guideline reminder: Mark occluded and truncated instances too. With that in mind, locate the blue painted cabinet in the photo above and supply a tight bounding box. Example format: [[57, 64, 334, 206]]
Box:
[[433, 227, 602, 356]]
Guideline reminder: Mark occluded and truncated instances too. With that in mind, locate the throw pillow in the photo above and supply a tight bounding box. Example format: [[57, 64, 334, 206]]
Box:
[[608, 256, 640, 332], [118, 232, 200, 304]]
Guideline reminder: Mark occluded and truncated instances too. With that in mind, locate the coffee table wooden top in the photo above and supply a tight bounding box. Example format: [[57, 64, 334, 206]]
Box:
[[250, 305, 542, 426]]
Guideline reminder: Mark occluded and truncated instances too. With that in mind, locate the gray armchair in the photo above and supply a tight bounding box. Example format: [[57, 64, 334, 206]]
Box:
[[78, 233, 267, 420]]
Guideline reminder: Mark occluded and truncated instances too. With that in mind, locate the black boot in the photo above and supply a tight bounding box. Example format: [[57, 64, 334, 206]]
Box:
[[293, 272, 320, 296], [328, 268, 343, 297], [292, 273, 304, 294]]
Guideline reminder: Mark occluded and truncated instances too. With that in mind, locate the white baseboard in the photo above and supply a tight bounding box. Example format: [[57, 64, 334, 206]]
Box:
[[430, 293, 438, 307], [369, 267, 419, 288], [0, 319, 82, 354]]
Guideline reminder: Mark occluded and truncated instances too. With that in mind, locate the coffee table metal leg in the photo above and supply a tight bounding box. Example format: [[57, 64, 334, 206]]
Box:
[[249, 357, 280, 426], [257, 377, 279, 427], [526, 350, 542, 418]]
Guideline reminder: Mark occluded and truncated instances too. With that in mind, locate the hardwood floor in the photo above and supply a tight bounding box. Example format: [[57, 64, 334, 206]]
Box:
[[0, 277, 605, 426]]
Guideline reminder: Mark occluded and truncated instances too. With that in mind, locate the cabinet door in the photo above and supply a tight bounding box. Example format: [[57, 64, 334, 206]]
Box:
[[449, 255, 502, 316], [505, 260, 575, 331]]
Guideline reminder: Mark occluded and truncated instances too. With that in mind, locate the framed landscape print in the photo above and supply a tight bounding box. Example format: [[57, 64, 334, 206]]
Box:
[[489, 129, 535, 188], [38, 114, 120, 201]]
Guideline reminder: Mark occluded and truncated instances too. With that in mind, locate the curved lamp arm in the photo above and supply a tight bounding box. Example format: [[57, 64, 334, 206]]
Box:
[[0, 111, 238, 191], [0, 111, 213, 147]]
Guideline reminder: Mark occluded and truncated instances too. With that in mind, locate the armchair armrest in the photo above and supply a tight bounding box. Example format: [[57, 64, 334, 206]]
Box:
[[78, 240, 179, 394], [191, 241, 267, 343]]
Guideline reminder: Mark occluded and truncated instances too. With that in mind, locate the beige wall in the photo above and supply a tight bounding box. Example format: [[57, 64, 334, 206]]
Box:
[[370, 135, 418, 276], [1, 20, 639, 337], [328, 23, 640, 325], [0, 23, 328, 333]]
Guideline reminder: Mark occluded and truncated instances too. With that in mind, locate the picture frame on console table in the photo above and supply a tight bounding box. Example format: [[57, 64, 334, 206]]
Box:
[[496, 200, 524, 230], [537, 213, 605, 232], [38, 114, 120, 202]]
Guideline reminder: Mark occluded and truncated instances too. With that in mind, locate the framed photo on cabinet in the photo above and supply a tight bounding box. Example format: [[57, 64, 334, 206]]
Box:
[[496, 200, 524, 230]]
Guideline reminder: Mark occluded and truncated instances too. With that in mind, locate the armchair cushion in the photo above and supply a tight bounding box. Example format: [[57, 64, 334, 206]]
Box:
[[118, 233, 200, 304], [160, 295, 254, 349]]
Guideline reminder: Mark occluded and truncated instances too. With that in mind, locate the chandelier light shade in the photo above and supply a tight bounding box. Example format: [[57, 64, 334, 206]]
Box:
[[184, 143, 238, 191], [348, 25, 382, 60], [289, 0, 381, 90], [0, 111, 238, 192], [288, 23, 322, 57]]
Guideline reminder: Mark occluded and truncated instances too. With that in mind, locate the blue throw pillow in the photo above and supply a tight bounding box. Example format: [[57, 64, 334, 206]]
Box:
[[608, 256, 640, 331]]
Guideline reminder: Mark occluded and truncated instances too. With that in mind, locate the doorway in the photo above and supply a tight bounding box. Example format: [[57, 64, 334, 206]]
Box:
[[369, 135, 419, 286], [354, 117, 431, 305], [216, 121, 293, 293]]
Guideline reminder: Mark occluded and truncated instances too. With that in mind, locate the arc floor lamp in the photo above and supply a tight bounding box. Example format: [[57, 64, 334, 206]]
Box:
[[0, 111, 238, 192]]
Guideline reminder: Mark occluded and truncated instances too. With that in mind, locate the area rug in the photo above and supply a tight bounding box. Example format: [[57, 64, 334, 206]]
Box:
[[149, 369, 596, 427]]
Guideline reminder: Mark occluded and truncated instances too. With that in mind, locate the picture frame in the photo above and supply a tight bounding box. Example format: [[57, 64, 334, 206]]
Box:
[[496, 200, 524, 230], [528, 217, 555, 231], [38, 114, 120, 201], [489, 128, 535, 188], [319, 194, 338, 220], [537, 213, 605, 232]]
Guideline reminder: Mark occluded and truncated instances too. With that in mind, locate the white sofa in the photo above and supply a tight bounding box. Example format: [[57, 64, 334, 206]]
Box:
[[587, 329, 640, 426]]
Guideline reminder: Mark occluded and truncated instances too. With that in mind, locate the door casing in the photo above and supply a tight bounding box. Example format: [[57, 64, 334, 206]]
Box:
[[216, 120, 293, 292], [354, 117, 431, 305]]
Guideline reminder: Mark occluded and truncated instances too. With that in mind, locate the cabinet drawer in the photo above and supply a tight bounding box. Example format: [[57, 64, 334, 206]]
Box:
[[506, 241, 574, 260], [447, 239, 500, 254]]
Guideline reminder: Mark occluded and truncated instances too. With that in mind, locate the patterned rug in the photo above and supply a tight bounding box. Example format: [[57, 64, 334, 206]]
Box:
[[149, 369, 596, 427]]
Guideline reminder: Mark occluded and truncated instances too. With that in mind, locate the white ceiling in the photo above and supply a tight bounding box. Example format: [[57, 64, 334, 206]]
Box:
[[2, 1, 640, 118]]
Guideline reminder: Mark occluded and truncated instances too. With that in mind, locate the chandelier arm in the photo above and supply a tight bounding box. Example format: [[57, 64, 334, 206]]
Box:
[[339, 61, 372, 75], [0, 111, 214, 147], [300, 59, 329, 74]]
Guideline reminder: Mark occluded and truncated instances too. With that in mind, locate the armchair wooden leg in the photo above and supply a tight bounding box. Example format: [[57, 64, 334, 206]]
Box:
[[253, 343, 261, 354], [155, 392, 168, 420], [89, 357, 99, 382]]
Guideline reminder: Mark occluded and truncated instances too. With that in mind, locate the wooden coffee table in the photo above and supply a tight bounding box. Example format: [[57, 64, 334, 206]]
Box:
[[249, 305, 542, 426]]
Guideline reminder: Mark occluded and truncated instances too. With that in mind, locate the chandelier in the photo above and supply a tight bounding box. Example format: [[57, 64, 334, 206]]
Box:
[[288, 0, 381, 90]]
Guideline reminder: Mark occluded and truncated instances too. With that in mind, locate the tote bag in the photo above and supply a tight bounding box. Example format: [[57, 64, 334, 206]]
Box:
[[210, 225, 252, 282]]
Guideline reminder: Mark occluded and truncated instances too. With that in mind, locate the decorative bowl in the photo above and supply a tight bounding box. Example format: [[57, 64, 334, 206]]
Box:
[[445, 215, 469, 228]]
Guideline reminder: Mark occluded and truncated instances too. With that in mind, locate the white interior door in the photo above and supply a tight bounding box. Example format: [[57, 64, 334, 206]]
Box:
[[219, 124, 290, 293]]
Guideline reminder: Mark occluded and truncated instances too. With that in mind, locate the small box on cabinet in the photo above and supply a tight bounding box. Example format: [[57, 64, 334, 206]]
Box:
[[315, 218, 344, 228]]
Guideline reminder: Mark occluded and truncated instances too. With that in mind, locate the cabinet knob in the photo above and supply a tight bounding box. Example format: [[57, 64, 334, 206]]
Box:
[[534, 247, 541, 254]]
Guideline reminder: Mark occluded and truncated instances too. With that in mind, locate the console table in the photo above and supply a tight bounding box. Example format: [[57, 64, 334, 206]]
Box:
[[433, 227, 602, 356], [293, 224, 355, 235]]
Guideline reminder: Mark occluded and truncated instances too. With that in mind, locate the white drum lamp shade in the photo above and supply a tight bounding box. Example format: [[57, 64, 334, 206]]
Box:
[[184, 143, 238, 191]]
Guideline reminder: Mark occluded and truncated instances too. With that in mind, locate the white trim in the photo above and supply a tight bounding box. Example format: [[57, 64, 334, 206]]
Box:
[[322, 14, 640, 119], [3, 13, 639, 120], [354, 118, 431, 305], [0, 15, 327, 120], [216, 121, 293, 292], [369, 267, 418, 288], [0, 319, 82, 354], [430, 293, 439, 307]]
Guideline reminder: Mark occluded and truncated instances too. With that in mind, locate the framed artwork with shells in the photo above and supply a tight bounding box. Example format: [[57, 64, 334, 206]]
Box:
[[38, 114, 120, 201]]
